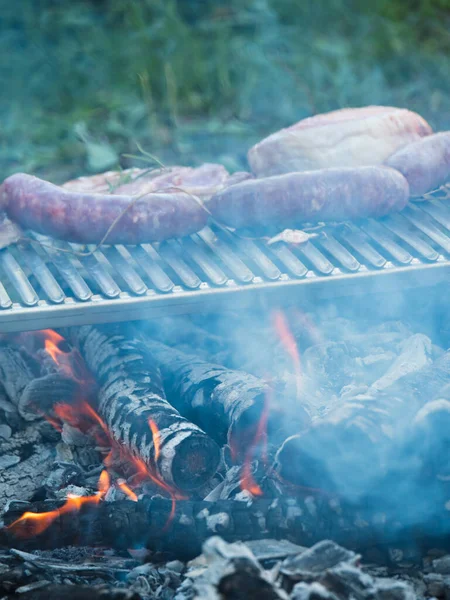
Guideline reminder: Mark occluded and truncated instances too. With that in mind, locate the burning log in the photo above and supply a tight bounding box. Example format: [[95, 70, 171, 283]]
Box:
[[65, 325, 221, 491], [140, 338, 311, 459], [3, 488, 450, 560], [276, 339, 450, 495]]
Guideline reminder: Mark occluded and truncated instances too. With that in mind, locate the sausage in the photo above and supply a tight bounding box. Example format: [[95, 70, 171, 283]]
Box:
[[384, 131, 450, 197], [0, 173, 208, 245], [208, 166, 410, 229]]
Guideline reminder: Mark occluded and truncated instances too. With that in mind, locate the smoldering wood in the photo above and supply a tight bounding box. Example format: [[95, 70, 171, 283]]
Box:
[[140, 338, 311, 459], [65, 325, 221, 491], [0, 340, 84, 423], [3, 488, 450, 560], [0, 423, 55, 511], [276, 340, 450, 495]]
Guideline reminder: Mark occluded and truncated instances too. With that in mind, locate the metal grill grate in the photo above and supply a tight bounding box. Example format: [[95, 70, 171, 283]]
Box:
[[1, 185, 450, 333]]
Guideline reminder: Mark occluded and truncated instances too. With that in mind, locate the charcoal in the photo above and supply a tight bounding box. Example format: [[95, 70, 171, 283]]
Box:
[[433, 555, 450, 575], [16, 584, 142, 599], [291, 582, 339, 600], [370, 334, 432, 392], [0, 423, 55, 511], [277, 347, 450, 495], [321, 562, 415, 600], [280, 541, 358, 582], [423, 573, 445, 597], [186, 537, 288, 600], [245, 539, 308, 564], [44, 462, 85, 492]]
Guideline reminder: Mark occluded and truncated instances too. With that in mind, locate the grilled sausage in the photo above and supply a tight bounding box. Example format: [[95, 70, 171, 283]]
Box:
[[384, 131, 450, 197], [208, 166, 410, 229], [0, 173, 208, 244]]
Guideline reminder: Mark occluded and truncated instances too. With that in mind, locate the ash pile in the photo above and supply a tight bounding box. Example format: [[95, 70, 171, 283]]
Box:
[[1, 292, 450, 597]]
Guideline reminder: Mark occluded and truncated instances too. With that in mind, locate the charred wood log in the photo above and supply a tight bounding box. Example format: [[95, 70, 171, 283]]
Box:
[[140, 338, 311, 459], [276, 341, 450, 496], [0, 339, 85, 423], [2, 489, 450, 560], [65, 325, 220, 491], [0, 423, 55, 511]]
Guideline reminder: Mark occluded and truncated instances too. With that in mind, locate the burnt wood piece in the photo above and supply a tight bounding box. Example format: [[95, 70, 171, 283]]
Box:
[[65, 325, 220, 491], [0, 343, 38, 421], [12, 584, 142, 600], [2, 490, 450, 560], [0, 340, 85, 422], [276, 347, 450, 496], [0, 424, 55, 511], [140, 338, 311, 458]]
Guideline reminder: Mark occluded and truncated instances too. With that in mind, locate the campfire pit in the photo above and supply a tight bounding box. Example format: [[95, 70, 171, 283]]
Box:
[[2, 184, 450, 597]]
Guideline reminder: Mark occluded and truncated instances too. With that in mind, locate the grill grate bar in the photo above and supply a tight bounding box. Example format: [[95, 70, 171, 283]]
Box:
[[420, 200, 450, 230], [182, 237, 228, 286], [197, 228, 254, 282], [318, 233, 361, 271], [34, 237, 93, 301], [0, 280, 12, 309], [0, 250, 39, 306], [382, 213, 439, 261], [298, 242, 334, 274], [18, 243, 65, 304], [267, 244, 308, 278], [75, 247, 122, 298], [1, 185, 450, 333], [338, 225, 387, 268], [103, 247, 147, 295], [403, 205, 450, 254], [361, 220, 413, 264], [233, 236, 282, 280], [133, 245, 175, 293], [158, 240, 202, 289]]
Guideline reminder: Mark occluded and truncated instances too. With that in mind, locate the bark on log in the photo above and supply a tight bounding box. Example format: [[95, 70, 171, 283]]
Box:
[[140, 338, 311, 459], [65, 325, 221, 491], [276, 348, 450, 495], [2, 489, 449, 560]]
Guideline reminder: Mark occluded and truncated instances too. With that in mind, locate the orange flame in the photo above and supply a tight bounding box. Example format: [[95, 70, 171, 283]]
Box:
[[272, 310, 303, 399], [240, 392, 270, 497], [9, 470, 110, 538], [39, 329, 91, 386], [117, 479, 138, 502], [148, 418, 161, 462], [42, 329, 67, 365]]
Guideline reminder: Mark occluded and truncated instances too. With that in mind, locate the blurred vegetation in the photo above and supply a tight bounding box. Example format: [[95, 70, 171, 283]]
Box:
[[0, 0, 449, 181]]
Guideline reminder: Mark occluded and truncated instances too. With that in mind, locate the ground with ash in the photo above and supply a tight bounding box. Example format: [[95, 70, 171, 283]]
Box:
[[1, 292, 450, 597], [0, 537, 448, 599]]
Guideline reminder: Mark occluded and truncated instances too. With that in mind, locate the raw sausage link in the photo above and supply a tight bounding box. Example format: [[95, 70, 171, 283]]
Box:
[[0, 173, 208, 245], [384, 131, 450, 197], [208, 166, 410, 229]]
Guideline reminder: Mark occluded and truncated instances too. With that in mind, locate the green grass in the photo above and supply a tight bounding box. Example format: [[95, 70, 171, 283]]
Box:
[[1, 0, 449, 182]]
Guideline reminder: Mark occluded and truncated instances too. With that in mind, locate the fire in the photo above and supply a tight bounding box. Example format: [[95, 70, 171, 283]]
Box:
[[117, 479, 138, 502], [9, 470, 110, 538], [19, 330, 186, 536], [240, 392, 270, 497], [148, 418, 161, 462], [42, 329, 67, 366], [272, 310, 303, 400]]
